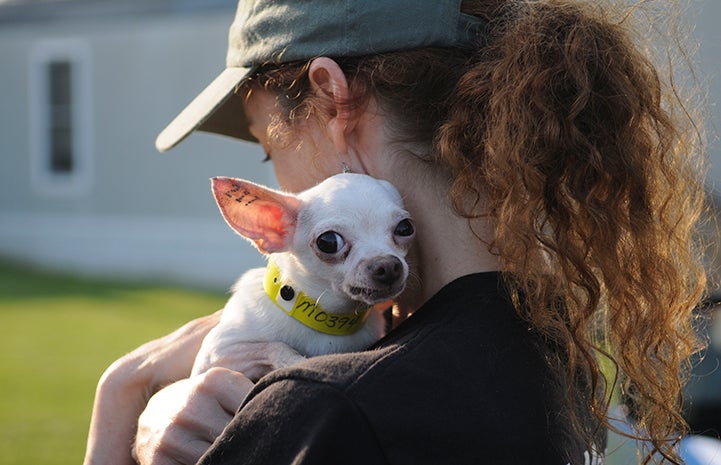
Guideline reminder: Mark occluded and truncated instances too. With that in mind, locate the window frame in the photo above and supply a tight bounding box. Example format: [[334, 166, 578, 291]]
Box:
[[28, 38, 93, 196]]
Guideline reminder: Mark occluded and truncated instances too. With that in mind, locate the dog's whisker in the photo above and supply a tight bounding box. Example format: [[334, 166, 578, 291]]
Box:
[[406, 270, 422, 293], [314, 289, 329, 307]]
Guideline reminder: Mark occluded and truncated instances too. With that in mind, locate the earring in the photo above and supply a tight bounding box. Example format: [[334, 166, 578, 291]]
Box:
[[337, 152, 351, 173]]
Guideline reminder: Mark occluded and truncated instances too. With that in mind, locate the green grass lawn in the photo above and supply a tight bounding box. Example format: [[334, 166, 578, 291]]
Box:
[[0, 261, 228, 465]]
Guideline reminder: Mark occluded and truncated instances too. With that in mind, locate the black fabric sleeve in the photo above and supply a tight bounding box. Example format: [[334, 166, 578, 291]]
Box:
[[198, 377, 387, 465]]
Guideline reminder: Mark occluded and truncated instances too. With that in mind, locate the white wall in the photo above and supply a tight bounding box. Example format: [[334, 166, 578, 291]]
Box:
[[0, 9, 275, 289]]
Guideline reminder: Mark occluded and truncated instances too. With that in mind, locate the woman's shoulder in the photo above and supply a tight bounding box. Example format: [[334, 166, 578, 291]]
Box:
[[251, 271, 542, 397], [228, 271, 602, 464], [239, 343, 597, 465]]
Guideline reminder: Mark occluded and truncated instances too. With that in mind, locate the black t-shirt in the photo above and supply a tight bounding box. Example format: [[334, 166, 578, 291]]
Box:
[[199, 272, 605, 465]]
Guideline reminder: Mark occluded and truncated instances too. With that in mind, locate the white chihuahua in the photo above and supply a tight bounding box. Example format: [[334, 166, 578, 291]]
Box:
[[191, 173, 414, 375]]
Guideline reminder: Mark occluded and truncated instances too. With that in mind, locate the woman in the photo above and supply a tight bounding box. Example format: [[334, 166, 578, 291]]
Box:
[[84, 0, 707, 464]]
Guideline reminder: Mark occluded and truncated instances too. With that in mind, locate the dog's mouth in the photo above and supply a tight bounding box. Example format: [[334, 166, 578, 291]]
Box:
[[348, 284, 404, 305], [344, 255, 408, 305]]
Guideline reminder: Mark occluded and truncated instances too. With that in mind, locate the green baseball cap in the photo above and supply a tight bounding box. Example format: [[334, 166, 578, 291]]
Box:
[[155, 0, 485, 152]]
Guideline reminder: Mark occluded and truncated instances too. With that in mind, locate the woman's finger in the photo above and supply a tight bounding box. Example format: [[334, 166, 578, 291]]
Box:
[[197, 367, 255, 415], [207, 341, 306, 381], [135, 368, 255, 465]]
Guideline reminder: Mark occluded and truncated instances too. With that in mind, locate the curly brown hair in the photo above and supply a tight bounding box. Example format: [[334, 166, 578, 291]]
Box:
[[442, 2, 707, 463], [244, 1, 708, 462]]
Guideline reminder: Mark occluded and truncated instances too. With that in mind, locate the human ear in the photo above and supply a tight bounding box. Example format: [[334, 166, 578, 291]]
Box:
[[307, 57, 356, 156]]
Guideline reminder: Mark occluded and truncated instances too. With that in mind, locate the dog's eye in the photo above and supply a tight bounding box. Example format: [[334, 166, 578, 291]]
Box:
[[316, 231, 345, 254], [394, 219, 415, 237]]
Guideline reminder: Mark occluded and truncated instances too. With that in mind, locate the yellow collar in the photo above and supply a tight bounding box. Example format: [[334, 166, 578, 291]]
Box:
[[263, 261, 370, 336]]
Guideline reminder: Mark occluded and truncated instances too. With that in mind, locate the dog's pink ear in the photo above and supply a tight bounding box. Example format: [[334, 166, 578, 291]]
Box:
[[211, 177, 302, 254]]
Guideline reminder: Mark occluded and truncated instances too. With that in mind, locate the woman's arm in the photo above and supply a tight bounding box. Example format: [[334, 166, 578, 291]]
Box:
[[83, 311, 222, 465], [83, 310, 307, 465], [131, 342, 306, 465]]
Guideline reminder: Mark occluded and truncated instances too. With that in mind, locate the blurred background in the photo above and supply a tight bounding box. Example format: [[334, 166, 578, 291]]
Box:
[[0, 0, 719, 464], [0, 0, 272, 289]]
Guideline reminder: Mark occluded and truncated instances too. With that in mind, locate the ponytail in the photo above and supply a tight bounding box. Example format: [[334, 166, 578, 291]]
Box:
[[439, 2, 707, 462]]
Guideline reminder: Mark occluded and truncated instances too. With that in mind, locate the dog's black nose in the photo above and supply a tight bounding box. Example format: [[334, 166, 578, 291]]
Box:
[[369, 256, 403, 286]]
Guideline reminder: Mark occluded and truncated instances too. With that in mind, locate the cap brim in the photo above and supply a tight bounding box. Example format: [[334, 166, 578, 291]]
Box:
[[155, 66, 255, 152]]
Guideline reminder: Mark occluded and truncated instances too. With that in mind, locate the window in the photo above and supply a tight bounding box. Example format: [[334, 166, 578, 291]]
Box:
[[29, 39, 93, 195], [48, 61, 74, 174]]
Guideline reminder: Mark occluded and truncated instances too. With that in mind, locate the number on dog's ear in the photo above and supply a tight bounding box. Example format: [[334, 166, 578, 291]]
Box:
[[211, 177, 302, 254]]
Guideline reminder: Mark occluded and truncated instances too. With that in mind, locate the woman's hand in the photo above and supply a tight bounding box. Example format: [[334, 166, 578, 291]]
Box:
[[198, 340, 308, 381], [133, 368, 254, 465], [131, 341, 306, 465], [83, 308, 306, 465], [83, 311, 222, 465]]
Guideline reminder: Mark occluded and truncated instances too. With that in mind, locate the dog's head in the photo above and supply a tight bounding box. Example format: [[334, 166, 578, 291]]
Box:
[[211, 173, 414, 306]]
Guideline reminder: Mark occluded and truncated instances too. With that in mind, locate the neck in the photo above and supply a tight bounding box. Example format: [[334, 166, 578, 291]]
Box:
[[344, 107, 500, 315], [359, 152, 499, 315], [399, 191, 499, 313]]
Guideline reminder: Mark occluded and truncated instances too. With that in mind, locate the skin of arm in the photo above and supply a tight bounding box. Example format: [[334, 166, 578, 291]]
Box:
[[84, 310, 306, 465], [83, 312, 221, 465]]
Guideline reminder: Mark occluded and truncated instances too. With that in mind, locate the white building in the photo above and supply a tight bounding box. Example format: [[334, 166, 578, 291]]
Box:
[[0, 0, 273, 289]]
